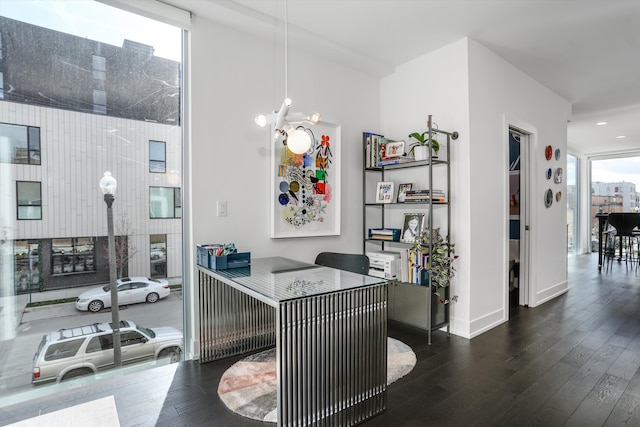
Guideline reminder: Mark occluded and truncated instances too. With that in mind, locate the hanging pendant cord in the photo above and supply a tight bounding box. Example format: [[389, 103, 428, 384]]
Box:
[[284, 0, 288, 99]]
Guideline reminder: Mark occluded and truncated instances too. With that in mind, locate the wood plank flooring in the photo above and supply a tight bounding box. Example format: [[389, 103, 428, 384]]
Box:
[[2, 254, 639, 426]]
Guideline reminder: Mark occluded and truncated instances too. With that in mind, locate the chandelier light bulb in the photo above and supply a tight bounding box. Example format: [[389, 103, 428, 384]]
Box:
[[255, 115, 267, 127], [305, 112, 322, 125], [286, 128, 311, 154]]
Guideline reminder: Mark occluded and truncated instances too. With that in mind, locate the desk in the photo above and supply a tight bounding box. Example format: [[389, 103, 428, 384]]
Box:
[[198, 257, 388, 426]]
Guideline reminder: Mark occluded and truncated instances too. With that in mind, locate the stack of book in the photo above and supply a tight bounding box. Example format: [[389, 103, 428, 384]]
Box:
[[364, 133, 414, 167], [404, 189, 446, 203], [368, 228, 401, 241]]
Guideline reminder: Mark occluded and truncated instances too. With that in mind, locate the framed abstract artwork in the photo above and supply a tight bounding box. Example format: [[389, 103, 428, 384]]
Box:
[[271, 122, 341, 238]]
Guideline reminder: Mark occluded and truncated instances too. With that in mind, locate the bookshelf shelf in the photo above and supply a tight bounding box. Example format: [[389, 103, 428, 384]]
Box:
[[362, 115, 458, 344]]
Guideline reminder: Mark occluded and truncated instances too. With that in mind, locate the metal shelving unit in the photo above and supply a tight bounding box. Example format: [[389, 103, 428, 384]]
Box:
[[362, 115, 458, 344]]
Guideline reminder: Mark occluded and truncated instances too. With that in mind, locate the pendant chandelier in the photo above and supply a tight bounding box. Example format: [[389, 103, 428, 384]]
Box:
[[254, 0, 321, 154]]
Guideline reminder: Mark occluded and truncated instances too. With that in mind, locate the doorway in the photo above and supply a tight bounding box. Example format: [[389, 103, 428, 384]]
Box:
[[508, 127, 530, 309]]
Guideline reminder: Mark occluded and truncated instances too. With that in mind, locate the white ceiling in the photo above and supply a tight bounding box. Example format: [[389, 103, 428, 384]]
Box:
[[166, 0, 640, 157]]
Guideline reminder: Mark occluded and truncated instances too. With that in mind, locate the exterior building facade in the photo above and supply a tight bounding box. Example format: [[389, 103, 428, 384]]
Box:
[[0, 17, 182, 295], [591, 181, 639, 226]]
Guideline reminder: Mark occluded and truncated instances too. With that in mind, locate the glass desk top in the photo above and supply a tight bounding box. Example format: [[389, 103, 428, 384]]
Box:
[[199, 256, 386, 304]]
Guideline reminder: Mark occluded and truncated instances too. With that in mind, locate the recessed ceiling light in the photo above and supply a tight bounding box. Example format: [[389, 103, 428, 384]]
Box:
[[616, 135, 626, 139], [596, 121, 607, 126]]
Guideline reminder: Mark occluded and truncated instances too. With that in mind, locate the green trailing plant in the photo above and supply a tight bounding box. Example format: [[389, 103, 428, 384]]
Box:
[[408, 131, 439, 155], [413, 227, 458, 304]]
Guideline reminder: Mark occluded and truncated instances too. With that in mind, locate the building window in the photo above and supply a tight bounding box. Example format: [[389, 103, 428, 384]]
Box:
[[92, 55, 106, 80], [150, 187, 181, 218], [0, 123, 41, 165], [51, 237, 95, 275], [14, 240, 41, 293], [17, 181, 42, 220], [93, 89, 107, 114], [150, 234, 167, 278], [149, 140, 166, 173]]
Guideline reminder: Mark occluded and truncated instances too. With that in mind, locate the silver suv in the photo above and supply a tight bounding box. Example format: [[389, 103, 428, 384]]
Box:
[[32, 320, 183, 385]]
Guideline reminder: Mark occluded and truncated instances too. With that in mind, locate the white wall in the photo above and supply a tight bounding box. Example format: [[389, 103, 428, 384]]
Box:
[[380, 38, 571, 339], [188, 15, 379, 259], [468, 39, 571, 331]]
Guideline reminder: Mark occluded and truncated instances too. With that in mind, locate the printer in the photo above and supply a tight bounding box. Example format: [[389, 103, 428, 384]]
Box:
[[367, 251, 400, 279]]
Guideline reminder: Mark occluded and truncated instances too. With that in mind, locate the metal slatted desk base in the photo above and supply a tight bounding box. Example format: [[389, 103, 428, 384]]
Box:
[[198, 257, 388, 427]]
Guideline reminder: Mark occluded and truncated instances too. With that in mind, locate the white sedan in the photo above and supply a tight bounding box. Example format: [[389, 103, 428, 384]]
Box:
[[75, 277, 171, 312]]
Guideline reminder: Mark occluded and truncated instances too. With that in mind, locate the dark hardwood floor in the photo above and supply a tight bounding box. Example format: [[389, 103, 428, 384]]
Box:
[[2, 254, 640, 426]]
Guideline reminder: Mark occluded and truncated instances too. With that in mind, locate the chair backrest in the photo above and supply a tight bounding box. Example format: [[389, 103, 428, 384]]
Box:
[[606, 213, 640, 236], [314, 252, 370, 275]]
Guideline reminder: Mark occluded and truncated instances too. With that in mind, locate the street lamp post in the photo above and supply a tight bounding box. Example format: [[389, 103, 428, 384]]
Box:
[[99, 171, 121, 367]]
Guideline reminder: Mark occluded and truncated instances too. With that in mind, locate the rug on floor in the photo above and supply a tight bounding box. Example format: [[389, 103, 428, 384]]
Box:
[[217, 337, 416, 423]]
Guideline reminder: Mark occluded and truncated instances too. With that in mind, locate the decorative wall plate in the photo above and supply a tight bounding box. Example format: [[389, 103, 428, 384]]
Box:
[[546, 168, 552, 180], [554, 167, 563, 184], [556, 191, 562, 202], [545, 145, 553, 160], [555, 148, 561, 161], [545, 189, 553, 207]]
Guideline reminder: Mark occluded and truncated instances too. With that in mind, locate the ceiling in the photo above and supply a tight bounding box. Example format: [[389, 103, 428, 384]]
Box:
[[164, 0, 640, 157]]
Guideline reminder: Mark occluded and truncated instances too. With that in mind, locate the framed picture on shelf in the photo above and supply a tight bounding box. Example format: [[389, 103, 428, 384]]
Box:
[[382, 140, 405, 159], [397, 183, 412, 203], [400, 213, 425, 243], [375, 181, 394, 203]]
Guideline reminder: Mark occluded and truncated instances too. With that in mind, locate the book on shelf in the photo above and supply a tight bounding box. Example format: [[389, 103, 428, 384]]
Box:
[[406, 189, 445, 196], [365, 132, 416, 168], [405, 189, 446, 202], [368, 228, 401, 241]]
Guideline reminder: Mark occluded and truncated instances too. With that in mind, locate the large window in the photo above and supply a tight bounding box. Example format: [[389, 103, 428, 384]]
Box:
[[1, 123, 41, 165], [149, 140, 166, 173], [1, 0, 183, 405], [567, 154, 578, 254], [16, 181, 42, 220], [150, 234, 167, 278], [150, 187, 181, 218], [51, 237, 95, 275], [14, 240, 41, 293]]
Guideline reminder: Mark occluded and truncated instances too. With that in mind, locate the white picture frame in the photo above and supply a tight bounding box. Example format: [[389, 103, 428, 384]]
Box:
[[382, 140, 405, 159], [375, 181, 394, 204]]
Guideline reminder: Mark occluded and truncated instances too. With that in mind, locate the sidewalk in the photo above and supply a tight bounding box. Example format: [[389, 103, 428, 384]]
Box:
[[16, 285, 96, 323]]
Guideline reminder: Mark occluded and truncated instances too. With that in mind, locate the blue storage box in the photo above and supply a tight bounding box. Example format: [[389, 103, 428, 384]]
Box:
[[209, 252, 251, 270], [196, 244, 250, 270]]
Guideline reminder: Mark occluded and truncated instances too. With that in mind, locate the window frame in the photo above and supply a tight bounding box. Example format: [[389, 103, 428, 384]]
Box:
[[149, 186, 181, 219], [51, 237, 96, 276], [149, 140, 167, 173], [16, 181, 42, 220], [1, 123, 41, 165]]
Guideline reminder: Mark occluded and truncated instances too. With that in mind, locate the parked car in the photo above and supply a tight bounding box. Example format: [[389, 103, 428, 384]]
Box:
[[75, 277, 170, 312], [32, 320, 183, 385]]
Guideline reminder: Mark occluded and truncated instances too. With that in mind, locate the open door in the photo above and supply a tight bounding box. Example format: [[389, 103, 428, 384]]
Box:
[[508, 127, 530, 309]]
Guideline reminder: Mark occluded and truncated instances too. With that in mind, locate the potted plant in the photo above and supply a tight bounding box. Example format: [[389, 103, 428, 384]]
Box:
[[408, 131, 439, 161], [412, 227, 458, 306]]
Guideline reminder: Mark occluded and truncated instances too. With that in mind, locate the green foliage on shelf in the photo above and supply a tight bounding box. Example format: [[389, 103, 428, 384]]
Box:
[[413, 227, 458, 304], [408, 131, 439, 154]]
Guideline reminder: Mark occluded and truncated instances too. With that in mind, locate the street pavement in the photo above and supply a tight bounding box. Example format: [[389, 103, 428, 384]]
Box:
[[0, 287, 183, 402]]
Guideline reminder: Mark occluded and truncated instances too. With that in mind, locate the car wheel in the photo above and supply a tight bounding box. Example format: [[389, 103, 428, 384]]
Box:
[[158, 347, 181, 363], [146, 292, 160, 303], [88, 300, 104, 312], [61, 368, 93, 381]]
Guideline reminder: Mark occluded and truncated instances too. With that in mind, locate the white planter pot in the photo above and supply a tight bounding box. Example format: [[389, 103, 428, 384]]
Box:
[[414, 146, 429, 161]]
